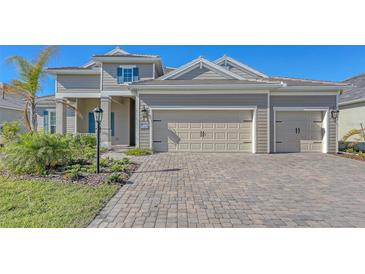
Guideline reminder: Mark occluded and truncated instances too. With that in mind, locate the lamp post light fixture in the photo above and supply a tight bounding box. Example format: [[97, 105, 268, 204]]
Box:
[[331, 109, 339, 119], [93, 106, 103, 173], [141, 105, 149, 121]]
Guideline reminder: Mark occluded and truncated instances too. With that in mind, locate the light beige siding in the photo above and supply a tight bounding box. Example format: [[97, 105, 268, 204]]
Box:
[[139, 94, 268, 153], [57, 75, 100, 93], [173, 66, 230, 80], [102, 63, 154, 91], [270, 95, 337, 153], [339, 102, 365, 141], [76, 98, 99, 133]]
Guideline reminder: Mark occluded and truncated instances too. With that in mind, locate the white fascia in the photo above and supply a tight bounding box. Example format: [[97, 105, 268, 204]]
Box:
[[92, 56, 160, 63], [278, 86, 348, 92], [134, 83, 283, 92], [55, 93, 100, 99], [160, 57, 245, 80], [46, 69, 100, 75], [339, 98, 365, 106], [214, 55, 269, 78]]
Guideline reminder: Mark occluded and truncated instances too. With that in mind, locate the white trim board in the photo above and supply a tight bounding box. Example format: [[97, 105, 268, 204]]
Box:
[[160, 57, 244, 80], [214, 55, 268, 78], [339, 98, 365, 106], [56, 93, 101, 99], [136, 89, 272, 94], [271, 91, 339, 96], [150, 106, 257, 111], [273, 107, 330, 153], [0, 105, 23, 111]]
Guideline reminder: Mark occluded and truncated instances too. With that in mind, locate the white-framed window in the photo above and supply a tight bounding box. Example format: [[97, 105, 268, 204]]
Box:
[[117, 66, 139, 84], [44, 110, 56, 134]]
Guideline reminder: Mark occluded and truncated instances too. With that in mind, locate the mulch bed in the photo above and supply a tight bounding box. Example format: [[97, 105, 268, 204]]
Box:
[[0, 162, 139, 186], [337, 152, 365, 162]]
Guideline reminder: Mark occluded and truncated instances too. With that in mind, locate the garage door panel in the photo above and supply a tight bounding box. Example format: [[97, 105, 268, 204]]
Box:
[[190, 123, 202, 129], [214, 132, 226, 139], [153, 110, 253, 152], [178, 123, 189, 129], [227, 132, 239, 140], [215, 123, 226, 129], [276, 111, 323, 153]]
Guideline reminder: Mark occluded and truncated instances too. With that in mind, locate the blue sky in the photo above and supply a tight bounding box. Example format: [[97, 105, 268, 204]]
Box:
[[1, 45, 365, 96]]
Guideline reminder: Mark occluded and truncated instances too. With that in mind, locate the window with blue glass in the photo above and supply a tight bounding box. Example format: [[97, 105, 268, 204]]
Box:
[[117, 67, 139, 84]]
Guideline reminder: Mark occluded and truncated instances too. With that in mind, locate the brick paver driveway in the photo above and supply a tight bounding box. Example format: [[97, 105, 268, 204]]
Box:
[[89, 153, 365, 228]]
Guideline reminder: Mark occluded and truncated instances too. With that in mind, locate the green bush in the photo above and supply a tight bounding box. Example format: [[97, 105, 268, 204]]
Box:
[[126, 148, 152, 156], [110, 162, 126, 173], [1, 133, 70, 174], [105, 173, 127, 184], [109, 158, 131, 172], [64, 164, 82, 181], [0, 121, 21, 142]]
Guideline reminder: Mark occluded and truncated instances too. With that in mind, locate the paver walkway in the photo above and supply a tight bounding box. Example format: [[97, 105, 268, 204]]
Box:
[[89, 153, 365, 228]]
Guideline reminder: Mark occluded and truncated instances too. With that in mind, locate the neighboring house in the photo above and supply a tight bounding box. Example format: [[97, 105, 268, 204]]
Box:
[[0, 82, 25, 131], [339, 74, 365, 141], [45, 47, 350, 154], [36, 95, 57, 133]]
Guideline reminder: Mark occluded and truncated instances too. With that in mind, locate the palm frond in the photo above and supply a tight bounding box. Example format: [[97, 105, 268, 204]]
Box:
[[6, 56, 33, 82], [57, 99, 83, 118], [342, 128, 365, 142], [30, 46, 58, 93], [7, 80, 33, 100]]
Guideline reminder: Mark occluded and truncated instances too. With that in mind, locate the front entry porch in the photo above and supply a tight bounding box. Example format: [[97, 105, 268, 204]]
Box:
[[56, 96, 136, 148]]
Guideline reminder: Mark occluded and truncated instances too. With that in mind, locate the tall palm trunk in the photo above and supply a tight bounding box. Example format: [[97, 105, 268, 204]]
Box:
[[31, 101, 37, 132]]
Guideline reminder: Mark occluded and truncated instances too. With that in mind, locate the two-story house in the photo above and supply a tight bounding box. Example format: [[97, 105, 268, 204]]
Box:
[[44, 47, 350, 153]]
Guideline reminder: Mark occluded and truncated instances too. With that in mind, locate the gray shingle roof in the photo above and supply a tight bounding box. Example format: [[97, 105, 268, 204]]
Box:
[[0, 88, 26, 110], [340, 74, 365, 103]]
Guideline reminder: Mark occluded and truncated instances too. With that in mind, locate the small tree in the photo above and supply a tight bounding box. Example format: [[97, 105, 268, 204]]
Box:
[[1, 46, 79, 132], [342, 123, 365, 142]]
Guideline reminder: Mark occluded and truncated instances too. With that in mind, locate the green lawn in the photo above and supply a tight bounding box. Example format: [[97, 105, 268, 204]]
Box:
[[0, 176, 119, 228]]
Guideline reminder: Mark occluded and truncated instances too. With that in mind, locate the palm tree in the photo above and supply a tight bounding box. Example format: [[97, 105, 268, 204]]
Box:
[[1, 46, 79, 132], [342, 127, 365, 142]]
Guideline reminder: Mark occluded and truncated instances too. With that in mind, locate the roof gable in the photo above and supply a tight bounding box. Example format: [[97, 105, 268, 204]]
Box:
[[160, 57, 244, 80], [214, 55, 268, 78]]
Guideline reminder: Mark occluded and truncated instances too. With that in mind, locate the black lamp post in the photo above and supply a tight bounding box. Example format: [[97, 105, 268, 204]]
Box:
[[93, 106, 103, 173]]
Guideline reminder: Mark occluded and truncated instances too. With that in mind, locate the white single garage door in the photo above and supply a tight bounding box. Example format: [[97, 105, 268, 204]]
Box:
[[152, 110, 253, 152], [276, 111, 323, 153]]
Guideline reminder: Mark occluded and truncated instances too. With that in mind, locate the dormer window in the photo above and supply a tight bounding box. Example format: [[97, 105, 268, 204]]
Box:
[[117, 66, 139, 84]]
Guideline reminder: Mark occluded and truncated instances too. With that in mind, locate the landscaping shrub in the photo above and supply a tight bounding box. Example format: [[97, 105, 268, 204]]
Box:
[[1, 133, 70, 174], [0, 121, 21, 142], [105, 172, 128, 184], [63, 164, 82, 181], [110, 162, 126, 172], [126, 148, 152, 156]]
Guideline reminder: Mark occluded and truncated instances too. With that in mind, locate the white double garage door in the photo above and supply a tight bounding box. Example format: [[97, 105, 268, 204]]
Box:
[[152, 109, 325, 153], [152, 110, 253, 152]]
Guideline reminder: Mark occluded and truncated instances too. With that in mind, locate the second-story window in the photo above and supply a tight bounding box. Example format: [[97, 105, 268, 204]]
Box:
[[117, 67, 139, 84]]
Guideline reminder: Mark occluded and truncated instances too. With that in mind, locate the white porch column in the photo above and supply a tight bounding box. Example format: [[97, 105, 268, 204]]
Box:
[[56, 100, 66, 134], [100, 96, 112, 148]]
